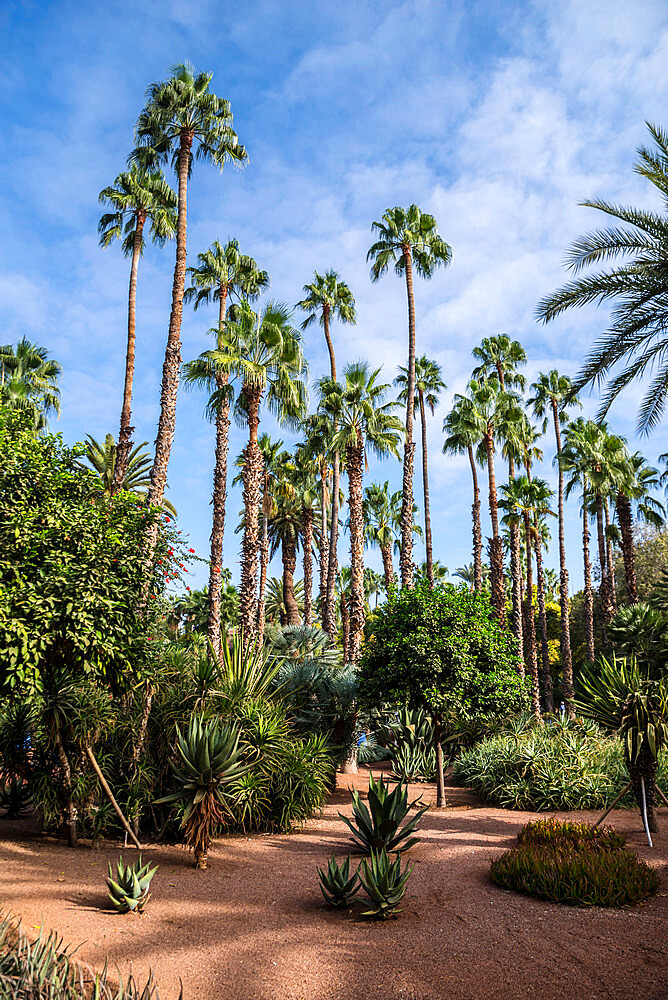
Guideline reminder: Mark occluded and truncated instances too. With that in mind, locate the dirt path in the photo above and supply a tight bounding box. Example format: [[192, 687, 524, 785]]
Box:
[[0, 769, 666, 1000]]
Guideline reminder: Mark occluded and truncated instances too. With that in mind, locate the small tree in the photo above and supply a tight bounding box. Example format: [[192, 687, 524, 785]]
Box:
[[358, 583, 527, 806]]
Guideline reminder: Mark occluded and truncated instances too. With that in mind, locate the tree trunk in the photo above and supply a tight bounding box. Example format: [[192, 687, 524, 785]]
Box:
[[340, 588, 350, 663], [381, 541, 395, 592], [146, 130, 193, 521], [582, 484, 595, 664], [629, 748, 658, 834], [418, 390, 434, 586], [85, 745, 142, 849], [207, 285, 230, 659], [113, 213, 145, 492], [282, 539, 300, 625], [257, 472, 270, 638], [604, 498, 617, 612], [322, 304, 336, 382], [318, 467, 330, 625], [347, 442, 366, 663], [616, 491, 638, 603], [534, 529, 555, 713], [240, 387, 263, 645], [434, 714, 445, 808], [595, 492, 613, 623], [194, 846, 208, 870], [131, 678, 153, 772], [552, 403, 574, 716], [485, 432, 505, 625], [508, 456, 524, 672], [53, 725, 77, 847], [302, 505, 314, 625], [468, 445, 483, 592], [399, 248, 416, 589], [523, 512, 542, 722], [323, 308, 339, 638]]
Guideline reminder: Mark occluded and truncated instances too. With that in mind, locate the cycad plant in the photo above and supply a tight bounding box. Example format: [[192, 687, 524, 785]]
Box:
[[156, 715, 247, 869], [339, 772, 427, 854], [106, 855, 158, 913]]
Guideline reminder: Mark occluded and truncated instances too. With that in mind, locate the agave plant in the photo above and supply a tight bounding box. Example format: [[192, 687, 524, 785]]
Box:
[[317, 854, 359, 908], [106, 855, 157, 913], [0, 776, 32, 819], [156, 715, 247, 869], [339, 772, 428, 854], [358, 848, 413, 919], [391, 744, 436, 783]]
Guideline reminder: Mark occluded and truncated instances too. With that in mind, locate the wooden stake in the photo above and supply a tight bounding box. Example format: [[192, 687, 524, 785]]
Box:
[[594, 780, 632, 828], [84, 745, 142, 850]]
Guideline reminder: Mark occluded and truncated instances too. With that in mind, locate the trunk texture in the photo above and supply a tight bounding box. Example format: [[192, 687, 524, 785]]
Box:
[[282, 539, 300, 626], [595, 493, 613, 623], [318, 468, 330, 624], [523, 512, 542, 722], [207, 286, 230, 659], [240, 387, 263, 645], [552, 404, 574, 716], [194, 846, 208, 870], [381, 542, 395, 592], [340, 589, 350, 663], [302, 505, 314, 625], [54, 727, 77, 847], [508, 456, 524, 672], [616, 491, 638, 603], [113, 213, 145, 491], [347, 441, 366, 663], [325, 450, 340, 639], [418, 391, 434, 586], [604, 498, 617, 611], [485, 432, 505, 625], [534, 532, 555, 713], [257, 504, 269, 638], [399, 248, 416, 589], [468, 445, 483, 592], [582, 485, 595, 664]]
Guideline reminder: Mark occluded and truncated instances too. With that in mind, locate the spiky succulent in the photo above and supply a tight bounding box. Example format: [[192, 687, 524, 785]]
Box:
[[317, 854, 359, 908], [106, 855, 157, 913], [358, 848, 413, 919], [339, 772, 427, 854], [0, 777, 32, 819]]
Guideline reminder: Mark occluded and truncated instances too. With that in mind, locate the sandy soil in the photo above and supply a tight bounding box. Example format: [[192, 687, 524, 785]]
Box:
[[0, 768, 666, 1000]]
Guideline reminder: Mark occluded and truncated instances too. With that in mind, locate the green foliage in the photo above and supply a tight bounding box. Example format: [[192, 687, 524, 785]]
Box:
[[392, 744, 436, 783], [339, 772, 427, 854], [453, 716, 668, 810], [376, 706, 437, 781], [318, 855, 360, 908], [0, 777, 32, 819], [106, 856, 158, 914], [491, 820, 659, 907], [358, 849, 413, 919]]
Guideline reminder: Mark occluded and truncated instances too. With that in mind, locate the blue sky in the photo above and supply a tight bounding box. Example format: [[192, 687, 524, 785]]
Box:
[[2, 0, 668, 595]]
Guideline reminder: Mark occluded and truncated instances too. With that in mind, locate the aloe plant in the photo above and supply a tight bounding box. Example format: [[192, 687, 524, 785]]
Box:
[[339, 772, 427, 854], [317, 854, 359, 908], [106, 855, 157, 913], [358, 848, 413, 919], [0, 776, 32, 819]]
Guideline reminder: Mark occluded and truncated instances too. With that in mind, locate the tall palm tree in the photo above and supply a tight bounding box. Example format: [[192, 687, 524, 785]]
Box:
[[319, 363, 402, 662], [182, 241, 268, 654], [98, 167, 177, 488], [302, 412, 336, 624], [362, 481, 401, 591], [292, 446, 320, 626], [616, 451, 665, 603], [268, 484, 303, 627], [296, 270, 356, 637], [367, 206, 452, 588], [131, 62, 246, 541], [395, 356, 446, 585], [77, 434, 177, 514], [537, 122, 668, 434], [453, 562, 490, 591], [443, 397, 484, 592], [529, 371, 580, 715], [256, 435, 286, 637], [0, 339, 61, 429]]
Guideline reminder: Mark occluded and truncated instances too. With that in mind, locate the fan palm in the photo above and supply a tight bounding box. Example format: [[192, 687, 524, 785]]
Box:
[[131, 62, 246, 537], [98, 166, 177, 487], [77, 434, 176, 515], [319, 363, 403, 662], [537, 122, 668, 434], [367, 205, 452, 588], [395, 356, 446, 586], [442, 397, 484, 592], [0, 339, 61, 430], [297, 270, 356, 636], [529, 371, 581, 713]]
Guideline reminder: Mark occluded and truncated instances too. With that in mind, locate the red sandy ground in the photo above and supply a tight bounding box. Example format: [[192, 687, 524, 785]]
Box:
[[0, 768, 666, 1000]]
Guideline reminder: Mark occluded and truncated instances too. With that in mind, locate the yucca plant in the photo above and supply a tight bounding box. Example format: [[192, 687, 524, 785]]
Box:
[[317, 854, 359, 908], [0, 777, 32, 819], [339, 772, 428, 854], [106, 855, 157, 913], [358, 848, 413, 919], [156, 715, 247, 869]]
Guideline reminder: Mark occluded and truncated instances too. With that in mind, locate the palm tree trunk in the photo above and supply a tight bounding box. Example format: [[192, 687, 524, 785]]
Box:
[[582, 484, 595, 664], [616, 491, 638, 603], [340, 588, 350, 663], [146, 129, 193, 521], [113, 213, 145, 492], [523, 512, 542, 722], [319, 467, 329, 623], [381, 541, 395, 592], [347, 442, 365, 663], [282, 539, 300, 625], [468, 445, 483, 592], [257, 494, 269, 638], [485, 432, 506, 625], [325, 451, 340, 639], [240, 386, 263, 645], [302, 505, 313, 625], [595, 492, 613, 622], [53, 725, 77, 847], [207, 286, 230, 659], [399, 248, 416, 589], [322, 305, 336, 381], [552, 404, 574, 716], [418, 390, 434, 586], [534, 530, 555, 713], [604, 498, 617, 611], [508, 456, 524, 671], [434, 713, 445, 808]]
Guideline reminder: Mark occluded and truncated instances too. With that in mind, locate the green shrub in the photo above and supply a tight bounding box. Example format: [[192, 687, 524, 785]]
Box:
[[340, 772, 428, 854], [453, 717, 668, 810], [358, 849, 413, 919], [491, 821, 659, 907]]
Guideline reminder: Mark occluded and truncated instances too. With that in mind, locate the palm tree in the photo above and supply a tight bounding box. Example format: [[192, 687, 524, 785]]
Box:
[[527, 484, 557, 714], [264, 576, 305, 626], [362, 481, 401, 591], [256, 435, 286, 636], [395, 356, 446, 585], [0, 339, 61, 429], [367, 206, 452, 588], [562, 419, 599, 664], [302, 412, 336, 624], [319, 363, 402, 662], [443, 398, 484, 592], [529, 371, 580, 715], [453, 562, 490, 590], [537, 122, 668, 434], [182, 241, 268, 655], [77, 434, 177, 515], [131, 62, 247, 539], [297, 270, 356, 637], [616, 452, 665, 603], [269, 484, 303, 627], [98, 167, 177, 488]]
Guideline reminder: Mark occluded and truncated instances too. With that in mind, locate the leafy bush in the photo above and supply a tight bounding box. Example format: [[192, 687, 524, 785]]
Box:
[[318, 855, 359, 908], [453, 716, 668, 810], [491, 820, 659, 907], [358, 849, 413, 919], [339, 772, 427, 854]]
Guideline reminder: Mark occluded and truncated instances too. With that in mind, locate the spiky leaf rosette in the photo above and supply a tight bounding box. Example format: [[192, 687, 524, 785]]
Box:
[[0, 776, 32, 819], [317, 854, 359, 908], [339, 772, 427, 854], [106, 855, 158, 913], [358, 848, 413, 919]]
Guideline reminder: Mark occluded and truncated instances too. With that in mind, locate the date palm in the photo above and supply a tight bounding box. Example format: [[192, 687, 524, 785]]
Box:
[[443, 397, 484, 592], [256, 435, 286, 636], [529, 371, 581, 714], [319, 363, 402, 662], [395, 356, 446, 586], [98, 166, 177, 488], [292, 447, 320, 626], [297, 270, 356, 637], [367, 205, 452, 588], [131, 62, 246, 543], [0, 339, 61, 430], [302, 413, 336, 623], [183, 241, 268, 655], [268, 483, 303, 627], [362, 481, 401, 591], [537, 122, 668, 434]]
